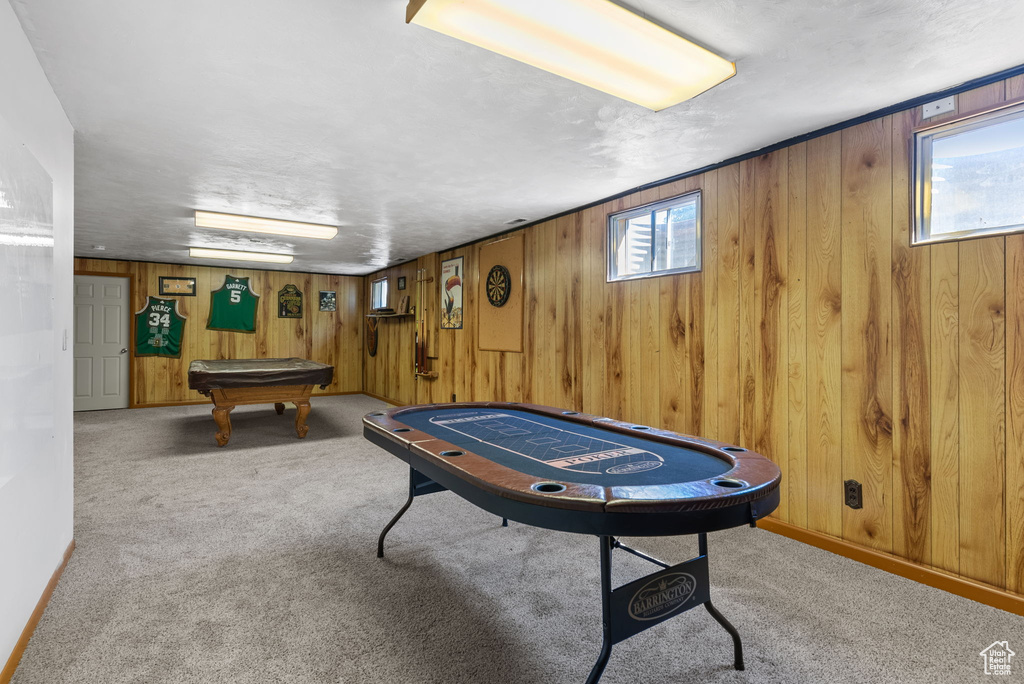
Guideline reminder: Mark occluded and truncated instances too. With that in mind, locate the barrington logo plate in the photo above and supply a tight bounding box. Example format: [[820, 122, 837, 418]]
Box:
[[609, 555, 711, 644], [628, 572, 698, 621]]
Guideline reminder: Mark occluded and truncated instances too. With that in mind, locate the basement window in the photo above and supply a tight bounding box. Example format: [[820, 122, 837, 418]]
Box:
[[913, 100, 1024, 244], [371, 277, 388, 310], [607, 191, 701, 282]]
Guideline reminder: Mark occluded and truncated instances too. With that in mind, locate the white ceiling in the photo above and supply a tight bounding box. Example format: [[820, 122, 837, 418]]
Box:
[[11, 0, 1024, 275]]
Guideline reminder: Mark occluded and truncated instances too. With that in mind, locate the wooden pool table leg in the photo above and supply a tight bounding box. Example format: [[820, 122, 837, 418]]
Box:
[[274, 402, 286, 415], [585, 535, 614, 684], [294, 400, 311, 438], [212, 405, 234, 447]]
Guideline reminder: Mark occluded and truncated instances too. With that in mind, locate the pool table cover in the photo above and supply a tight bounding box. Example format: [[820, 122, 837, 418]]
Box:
[[187, 358, 334, 391]]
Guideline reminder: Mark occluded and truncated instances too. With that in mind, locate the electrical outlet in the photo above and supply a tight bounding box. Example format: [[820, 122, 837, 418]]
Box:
[[844, 480, 863, 509], [922, 96, 955, 119]]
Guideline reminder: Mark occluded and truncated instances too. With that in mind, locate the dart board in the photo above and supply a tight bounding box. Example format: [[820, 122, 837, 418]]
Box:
[[486, 265, 512, 307]]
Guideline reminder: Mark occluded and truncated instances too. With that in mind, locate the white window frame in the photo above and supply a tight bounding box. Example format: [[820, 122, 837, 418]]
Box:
[[371, 277, 388, 310], [606, 190, 702, 282], [913, 98, 1024, 245]]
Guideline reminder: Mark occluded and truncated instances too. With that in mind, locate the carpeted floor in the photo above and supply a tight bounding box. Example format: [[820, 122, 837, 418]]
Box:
[[12, 395, 1021, 683]]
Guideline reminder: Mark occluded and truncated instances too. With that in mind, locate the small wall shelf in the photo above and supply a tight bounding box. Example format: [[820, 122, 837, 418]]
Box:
[[366, 313, 414, 319]]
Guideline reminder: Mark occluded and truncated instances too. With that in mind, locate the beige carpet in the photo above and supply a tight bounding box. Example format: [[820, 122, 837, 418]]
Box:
[[12, 395, 1021, 683]]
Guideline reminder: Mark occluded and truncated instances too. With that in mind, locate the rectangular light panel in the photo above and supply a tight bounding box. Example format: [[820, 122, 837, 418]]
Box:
[[195, 211, 338, 239], [407, 0, 735, 111], [188, 247, 294, 264]]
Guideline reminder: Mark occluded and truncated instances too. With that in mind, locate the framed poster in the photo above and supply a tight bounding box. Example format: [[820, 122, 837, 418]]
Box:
[[319, 290, 337, 312], [397, 276, 406, 290], [158, 276, 196, 296], [440, 256, 463, 329], [277, 284, 303, 318]]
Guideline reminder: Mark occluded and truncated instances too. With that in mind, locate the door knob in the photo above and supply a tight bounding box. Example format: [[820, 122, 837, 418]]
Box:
[[120, 348, 128, 354]]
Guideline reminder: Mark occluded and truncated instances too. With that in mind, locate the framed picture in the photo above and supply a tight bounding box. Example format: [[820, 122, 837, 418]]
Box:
[[319, 290, 337, 312], [397, 276, 407, 290], [158, 276, 196, 296], [440, 256, 463, 329], [277, 284, 303, 318]]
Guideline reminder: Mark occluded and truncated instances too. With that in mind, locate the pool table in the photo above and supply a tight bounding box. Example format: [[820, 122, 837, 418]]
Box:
[[188, 358, 333, 446], [363, 402, 782, 684]]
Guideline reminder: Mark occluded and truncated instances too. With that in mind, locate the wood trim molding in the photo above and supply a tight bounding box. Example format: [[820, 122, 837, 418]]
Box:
[[361, 391, 405, 407], [0, 540, 75, 684], [759, 519, 1024, 616], [73, 269, 132, 278], [128, 391, 365, 410]]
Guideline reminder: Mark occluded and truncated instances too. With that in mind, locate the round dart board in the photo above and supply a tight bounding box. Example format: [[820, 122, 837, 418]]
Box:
[[486, 265, 512, 307]]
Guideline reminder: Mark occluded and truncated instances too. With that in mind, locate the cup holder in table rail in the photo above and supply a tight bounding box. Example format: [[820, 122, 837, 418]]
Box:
[[392, 427, 411, 433], [712, 478, 746, 489], [723, 446, 746, 452], [630, 425, 650, 431], [531, 482, 567, 494], [368, 411, 386, 417], [561, 410, 580, 415], [439, 450, 464, 457]]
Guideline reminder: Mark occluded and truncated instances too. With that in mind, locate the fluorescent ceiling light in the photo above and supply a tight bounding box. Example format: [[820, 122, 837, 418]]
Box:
[[189, 247, 294, 264], [194, 211, 338, 239], [406, 0, 735, 111]]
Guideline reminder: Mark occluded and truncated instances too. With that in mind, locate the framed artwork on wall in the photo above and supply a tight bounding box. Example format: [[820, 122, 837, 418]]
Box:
[[397, 276, 406, 290], [319, 290, 337, 312], [278, 284, 303, 318], [159, 276, 196, 296], [440, 256, 463, 329]]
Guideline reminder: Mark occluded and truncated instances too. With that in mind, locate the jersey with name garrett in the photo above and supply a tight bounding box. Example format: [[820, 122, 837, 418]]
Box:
[[207, 275, 260, 333]]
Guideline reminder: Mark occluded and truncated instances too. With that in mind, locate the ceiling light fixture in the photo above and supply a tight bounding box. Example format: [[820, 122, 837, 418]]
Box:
[[194, 211, 338, 239], [189, 247, 294, 264], [406, 0, 735, 111]]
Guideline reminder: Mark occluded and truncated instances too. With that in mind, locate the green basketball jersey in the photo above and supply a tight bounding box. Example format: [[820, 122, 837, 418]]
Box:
[[135, 296, 186, 358], [207, 275, 259, 333]]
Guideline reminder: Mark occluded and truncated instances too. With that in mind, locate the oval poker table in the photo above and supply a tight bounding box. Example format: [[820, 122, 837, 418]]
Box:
[[363, 402, 782, 684]]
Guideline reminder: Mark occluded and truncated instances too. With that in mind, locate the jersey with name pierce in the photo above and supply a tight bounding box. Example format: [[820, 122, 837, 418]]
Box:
[[135, 296, 186, 358]]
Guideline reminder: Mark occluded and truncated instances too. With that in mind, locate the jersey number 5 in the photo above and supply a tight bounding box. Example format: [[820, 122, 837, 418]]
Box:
[[230, 290, 241, 304]]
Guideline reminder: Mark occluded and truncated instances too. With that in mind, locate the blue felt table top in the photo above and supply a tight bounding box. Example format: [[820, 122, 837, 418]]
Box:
[[396, 408, 731, 487]]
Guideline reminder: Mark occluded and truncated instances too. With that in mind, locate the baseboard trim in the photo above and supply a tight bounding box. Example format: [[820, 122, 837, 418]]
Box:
[[758, 519, 1023, 615], [360, 391, 406, 406], [130, 390, 364, 409], [0, 540, 75, 684]]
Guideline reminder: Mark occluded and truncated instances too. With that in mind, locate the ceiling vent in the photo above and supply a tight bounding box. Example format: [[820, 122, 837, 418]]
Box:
[[505, 218, 528, 225]]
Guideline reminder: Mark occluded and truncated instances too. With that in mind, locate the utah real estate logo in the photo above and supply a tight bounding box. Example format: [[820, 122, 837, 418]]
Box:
[[980, 641, 1014, 676]]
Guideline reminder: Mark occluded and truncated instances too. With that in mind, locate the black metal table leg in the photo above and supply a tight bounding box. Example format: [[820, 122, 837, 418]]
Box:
[[501, 517, 508, 527], [698, 533, 744, 670], [377, 469, 417, 558], [585, 535, 614, 684]]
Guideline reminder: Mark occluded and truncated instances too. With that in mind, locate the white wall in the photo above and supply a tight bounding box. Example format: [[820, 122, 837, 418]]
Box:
[[0, 0, 74, 670]]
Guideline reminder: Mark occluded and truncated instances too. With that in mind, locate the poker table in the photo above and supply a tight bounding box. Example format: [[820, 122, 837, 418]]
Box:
[[363, 402, 781, 684], [188, 358, 333, 446]]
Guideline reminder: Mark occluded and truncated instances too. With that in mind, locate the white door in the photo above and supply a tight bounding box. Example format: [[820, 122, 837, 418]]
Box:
[[74, 275, 130, 410]]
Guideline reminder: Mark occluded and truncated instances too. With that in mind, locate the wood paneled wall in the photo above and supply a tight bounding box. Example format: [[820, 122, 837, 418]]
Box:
[[364, 75, 1024, 597], [362, 261, 421, 403], [74, 258, 363, 406]]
